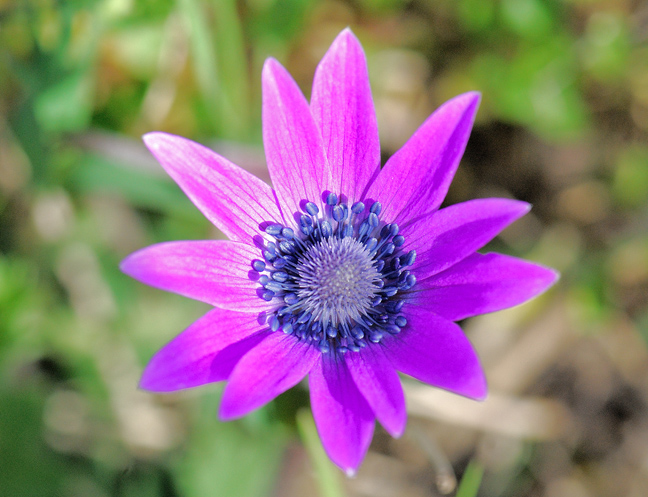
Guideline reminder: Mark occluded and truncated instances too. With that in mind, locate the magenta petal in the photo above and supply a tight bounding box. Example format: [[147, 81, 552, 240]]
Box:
[[406, 198, 531, 280], [309, 356, 375, 475], [365, 92, 480, 224], [143, 132, 283, 242], [120, 240, 268, 311], [310, 29, 380, 202], [140, 309, 264, 392], [218, 332, 318, 420], [416, 253, 559, 321], [384, 312, 487, 400], [345, 346, 406, 437], [262, 59, 332, 220]]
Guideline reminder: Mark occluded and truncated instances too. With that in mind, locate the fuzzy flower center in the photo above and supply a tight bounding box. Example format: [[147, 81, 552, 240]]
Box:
[[251, 193, 416, 354], [295, 237, 380, 328]]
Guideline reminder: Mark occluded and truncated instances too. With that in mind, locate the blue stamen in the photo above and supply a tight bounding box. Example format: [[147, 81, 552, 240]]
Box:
[[252, 191, 416, 354]]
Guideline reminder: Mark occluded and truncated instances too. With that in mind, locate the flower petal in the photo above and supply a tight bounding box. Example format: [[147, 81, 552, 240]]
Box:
[[310, 28, 380, 203], [140, 309, 266, 392], [262, 58, 332, 222], [345, 346, 406, 437], [309, 356, 375, 475], [365, 92, 480, 224], [405, 198, 531, 280], [383, 311, 487, 400], [218, 332, 319, 420], [415, 253, 559, 321], [143, 132, 282, 243], [120, 240, 268, 312]]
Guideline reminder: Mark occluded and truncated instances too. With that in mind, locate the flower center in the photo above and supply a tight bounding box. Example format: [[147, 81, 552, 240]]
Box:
[[295, 237, 380, 328], [251, 193, 416, 354]]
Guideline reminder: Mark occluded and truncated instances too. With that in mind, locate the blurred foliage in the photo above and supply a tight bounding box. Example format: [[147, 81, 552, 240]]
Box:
[[1, 0, 647, 496]]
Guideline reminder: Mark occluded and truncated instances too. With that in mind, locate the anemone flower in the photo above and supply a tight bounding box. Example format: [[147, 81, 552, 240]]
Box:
[[121, 28, 558, 474]]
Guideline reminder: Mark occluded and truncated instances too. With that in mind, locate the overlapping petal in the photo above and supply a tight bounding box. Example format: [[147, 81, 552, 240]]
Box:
[[345, 346, 406, 437], [364, 92, 480, 224], [384, 311, 487, 400], [414, 253, 559, 321], [219, 331, 319, 420], [263, 59, 332, 222], [140, 308, 266, 392], [310, 29, 380, 202], [120, 240, 268, 311], [143, 132, 283, 242], [406, 198, 531, 280], [309, 356, 375, 475]]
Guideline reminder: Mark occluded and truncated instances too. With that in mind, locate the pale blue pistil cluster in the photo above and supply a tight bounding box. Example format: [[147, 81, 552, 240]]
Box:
[[252, 193, 416, 354]]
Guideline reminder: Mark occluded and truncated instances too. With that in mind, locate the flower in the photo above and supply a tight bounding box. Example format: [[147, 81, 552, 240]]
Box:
[[121, 29, 558, 474]]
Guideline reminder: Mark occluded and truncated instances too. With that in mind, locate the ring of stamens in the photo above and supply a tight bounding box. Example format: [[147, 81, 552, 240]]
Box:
[[251, 193, 416, 354]]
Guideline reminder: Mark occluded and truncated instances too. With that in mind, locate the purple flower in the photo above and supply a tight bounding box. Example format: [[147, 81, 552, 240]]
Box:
[[121, 29, 558, 474]]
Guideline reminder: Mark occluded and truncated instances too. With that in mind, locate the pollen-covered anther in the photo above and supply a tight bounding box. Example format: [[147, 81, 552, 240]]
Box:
[[252, 194, 417, 354]]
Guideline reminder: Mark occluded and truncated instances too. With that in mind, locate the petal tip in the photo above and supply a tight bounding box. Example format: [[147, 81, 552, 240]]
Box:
[[345, 467, 358, 478]]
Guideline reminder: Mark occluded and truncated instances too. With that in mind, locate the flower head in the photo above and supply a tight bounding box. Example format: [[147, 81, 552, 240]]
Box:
[[121, 29, 558, 474]]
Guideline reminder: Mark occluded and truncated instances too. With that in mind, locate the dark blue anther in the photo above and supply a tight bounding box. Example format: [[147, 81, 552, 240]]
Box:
[[368, 212, 379, 227], [398, 270, 410, 283], [263, 250, 276, 262], [406, 274, 416, 288], [375, 259, 385, 272], [365, 237, 377, 252], [326, 326, 338, 338], [351, 201, 365, 214], [319, 339, 330, 353], [393, 235, 405, 247], [305, 202, 319, 216], [297, 312, 311, 324], [386, 300, 405, 313], [326, 193, 338, 205], [300, 214, 313, 227], [380, 224, 392, 239], [283, 322, 293, 334], [267, 242, 277, 254], [332, 205, 345, 221], [273, 258, 287, 269], [284, 293, 298, 305], [348, 343, 360, 352], [370, 201, 382, 215], [269, 315, 280, 331], [272, 271, 288, 282], [395, 316, 407, 327], [369, 330, 384, 343], [383, 286, 398, 297], [385, 324, 401, 335], [301, 225, 313, 236], [343, 224, 354, 238], [400, 250, 416, 266], [262, 290, 275, 301], [350, 327, 365, 340], [277, 306, 290, 316], [390, 224, 399, 236], [279, 240, 295, 253], [265, 224, 283, 235], [377, 313, 389, 323], [252, 259, 265, 272], [321, 221, 332, 238], [282, 227, 294, 239], [265, 281, 283, 293], [371, 296, 382, 306], [259, 275, 270, 285], [359, 221, 370, 237]]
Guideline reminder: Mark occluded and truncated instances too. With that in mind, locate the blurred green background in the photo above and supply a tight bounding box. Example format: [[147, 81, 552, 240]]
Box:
[[1, 1, 647, 496]]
